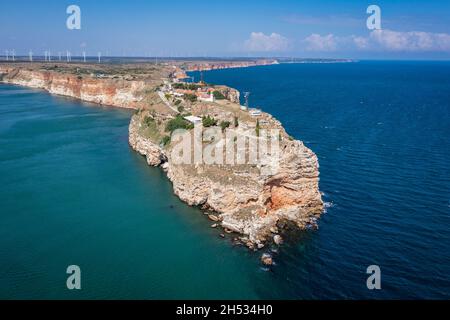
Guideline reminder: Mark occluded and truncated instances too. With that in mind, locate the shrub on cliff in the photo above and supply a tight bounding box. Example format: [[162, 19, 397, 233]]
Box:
[[165, 115, 194, 133], [172, 83, 202, 91], [144, 116, 155, 127], [212, 90, 226, 100], [185, 94, 197, 103], [220, 120, 231, 132], [160, 135, 171, 146], [202, 115, 218, 127]]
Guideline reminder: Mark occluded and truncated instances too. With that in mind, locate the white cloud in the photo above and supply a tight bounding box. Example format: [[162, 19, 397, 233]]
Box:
[[369, 29, 450, 52], [302, 29, 450, 52], [352, 36, 370, 50], [304, 34, 338, 51], [244, 32, 290, 52]]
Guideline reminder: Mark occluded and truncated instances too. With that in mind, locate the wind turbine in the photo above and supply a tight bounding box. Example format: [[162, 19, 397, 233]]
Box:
[[97, 52, 101, 63], [29, 50, 33, 62], [5, 50, 9, 61], [11, 50, 16, 61], [66, 51, 71, 62], [82, 51, 86, 63]]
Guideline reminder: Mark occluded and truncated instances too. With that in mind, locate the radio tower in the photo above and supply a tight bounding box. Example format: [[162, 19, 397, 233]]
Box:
[[243, 92, 251, 110]]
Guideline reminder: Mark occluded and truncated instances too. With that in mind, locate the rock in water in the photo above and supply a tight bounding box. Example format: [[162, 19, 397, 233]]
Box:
[[261, 253, 273, 266], [273, 235, 283, 245], [208, 214, 220, 222]]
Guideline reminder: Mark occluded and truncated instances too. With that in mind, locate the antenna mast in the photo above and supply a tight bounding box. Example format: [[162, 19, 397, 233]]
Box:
[[244, 92, 250, 109]]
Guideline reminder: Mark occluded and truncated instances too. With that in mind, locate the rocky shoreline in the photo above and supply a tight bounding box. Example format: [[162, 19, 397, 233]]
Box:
[[0, 62, 323, 252]]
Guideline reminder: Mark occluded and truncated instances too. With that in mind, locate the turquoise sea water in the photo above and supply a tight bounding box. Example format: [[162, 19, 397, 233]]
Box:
[[1, 61, 450, 299]]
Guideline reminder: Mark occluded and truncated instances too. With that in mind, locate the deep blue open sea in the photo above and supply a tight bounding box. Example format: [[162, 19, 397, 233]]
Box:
[[1, 61, 449, 299]]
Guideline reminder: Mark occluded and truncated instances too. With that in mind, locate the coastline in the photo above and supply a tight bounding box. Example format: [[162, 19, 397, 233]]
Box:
[[0, 61, 323, 250]]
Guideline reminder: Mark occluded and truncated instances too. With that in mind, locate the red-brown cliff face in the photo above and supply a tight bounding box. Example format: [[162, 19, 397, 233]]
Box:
[[0, 66, 147, 109]]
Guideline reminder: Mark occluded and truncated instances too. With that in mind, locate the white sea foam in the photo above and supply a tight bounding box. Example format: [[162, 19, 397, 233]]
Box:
[[323, 201, 335, 213]]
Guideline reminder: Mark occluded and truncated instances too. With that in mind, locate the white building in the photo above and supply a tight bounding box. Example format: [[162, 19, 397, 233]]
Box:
[[184, 115, 202, 125], [249, 108, 262, 117], [198, 93, 215, 102]]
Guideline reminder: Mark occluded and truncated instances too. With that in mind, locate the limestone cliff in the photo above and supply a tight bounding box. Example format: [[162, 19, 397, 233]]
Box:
[[1, 63, 323, 248], [0, 65, 147, 109], [129, 111, 323, 247]]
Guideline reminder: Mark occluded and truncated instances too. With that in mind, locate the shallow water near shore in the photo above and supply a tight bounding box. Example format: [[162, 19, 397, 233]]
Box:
[[1, 61, 450, 299]]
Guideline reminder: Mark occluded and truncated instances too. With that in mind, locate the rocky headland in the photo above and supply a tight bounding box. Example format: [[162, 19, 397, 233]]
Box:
[[0, 61, 323, 250]]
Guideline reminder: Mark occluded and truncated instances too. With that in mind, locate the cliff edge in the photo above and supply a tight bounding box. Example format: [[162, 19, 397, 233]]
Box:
[[1, 62, 323, 248]]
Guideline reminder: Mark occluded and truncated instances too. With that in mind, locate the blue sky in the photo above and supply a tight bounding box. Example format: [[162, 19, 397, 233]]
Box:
[[1, 0, 450, 59]]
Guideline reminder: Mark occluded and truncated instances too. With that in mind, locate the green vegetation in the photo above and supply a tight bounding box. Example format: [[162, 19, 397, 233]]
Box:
[[220, 120, 231, 132], [177, 105, 184, 113], [172, 83, 202, 90], [256, 119, 260, 137], [185, 93, 197, 103], [234, 116, 239, 127], [165, 93, 172, 100], [160, 135, 171, 146], [174, 99, 182, 106], [144, 116, 155, 127], [212, 90, 226, 100], [165, 115, 194, 133], [202, 115, 218, 127], [140, 115, 161, 142]]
